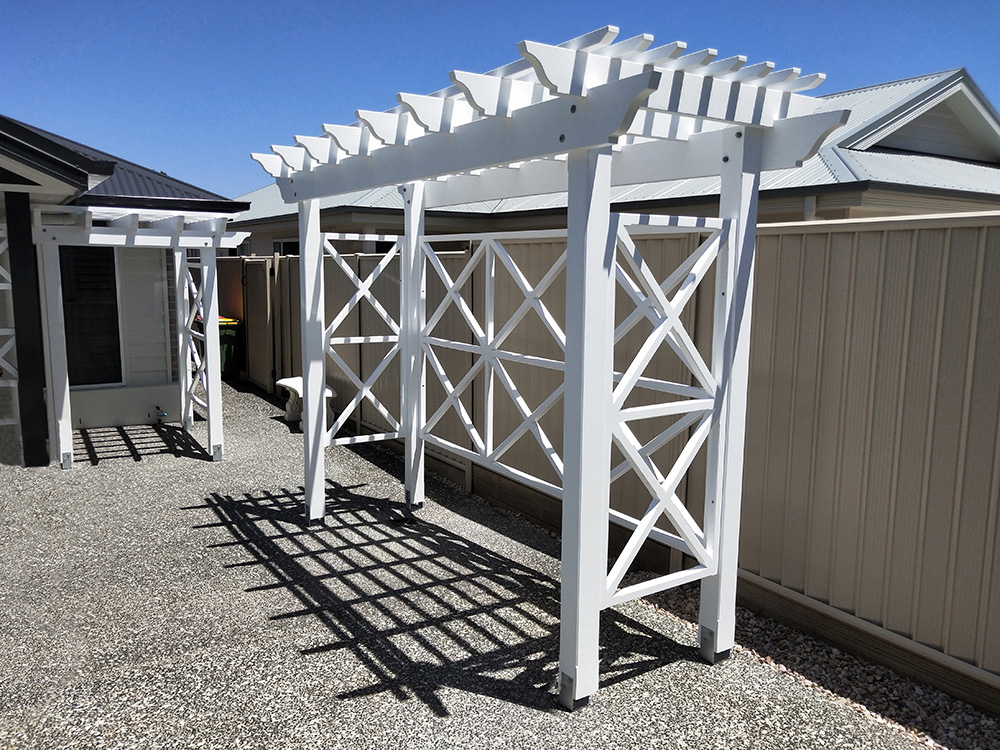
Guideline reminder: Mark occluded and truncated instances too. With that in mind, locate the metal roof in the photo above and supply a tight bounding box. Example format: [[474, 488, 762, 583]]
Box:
[[1, 114, 248, 213], [233, 69, 1000, 223]]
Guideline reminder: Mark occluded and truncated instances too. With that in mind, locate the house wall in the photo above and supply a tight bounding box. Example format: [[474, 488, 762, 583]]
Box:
[[69, 248, 180, 428], [223, 210, 1000, 710]]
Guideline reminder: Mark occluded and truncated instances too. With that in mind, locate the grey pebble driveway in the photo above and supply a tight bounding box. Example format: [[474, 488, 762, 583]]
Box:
[[0, 383, 994, 749]]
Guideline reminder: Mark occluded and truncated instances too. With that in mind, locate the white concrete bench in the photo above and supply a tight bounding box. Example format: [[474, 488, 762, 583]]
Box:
[[275, 376, 336, 423]]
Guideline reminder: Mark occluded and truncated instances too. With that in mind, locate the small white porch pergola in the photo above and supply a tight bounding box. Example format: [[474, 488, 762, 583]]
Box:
[[253, 26, 847, 708], [30, 205, 247, 467]]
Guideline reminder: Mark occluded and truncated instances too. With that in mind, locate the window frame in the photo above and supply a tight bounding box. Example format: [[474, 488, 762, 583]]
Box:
[[59, 245, 127, 390]]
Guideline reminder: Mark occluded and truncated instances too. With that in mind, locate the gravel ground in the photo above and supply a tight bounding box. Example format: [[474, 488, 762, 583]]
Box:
[[0, 382, 996, 750]]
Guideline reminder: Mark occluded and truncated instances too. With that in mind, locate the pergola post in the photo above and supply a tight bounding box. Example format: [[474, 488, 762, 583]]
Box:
[[173, 246, 194, 431], [559, 146, 615, 709], [200, 247, 224, 461], [698, 126, 764, 662], [299, 196, 326, 523], [38, 242, 72, 469], [399, 182, 426, 510]]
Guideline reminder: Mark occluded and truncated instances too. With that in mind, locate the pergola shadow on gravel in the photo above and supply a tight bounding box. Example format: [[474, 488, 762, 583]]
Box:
[[190, 480, 700, 717], [73, 424, 211, 465]]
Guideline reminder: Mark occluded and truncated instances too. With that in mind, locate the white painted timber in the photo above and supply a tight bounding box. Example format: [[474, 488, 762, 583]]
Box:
[[39, 242, 73, 469], [173, 246, 194, 430], [200, 248, 224, 461], [254, 26, 848, 709], [699, 125, 765, 662], [559, 146, 615, 709], [299, 197, 326, 523], [276, 72, 660, 202], [400, 183, 427, 510]]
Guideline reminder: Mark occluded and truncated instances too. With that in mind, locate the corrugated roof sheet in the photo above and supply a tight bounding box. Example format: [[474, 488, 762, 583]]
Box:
[[844, 149, 1000, 193], [11, 118, 239, 204], [815, 72, 954, 137]]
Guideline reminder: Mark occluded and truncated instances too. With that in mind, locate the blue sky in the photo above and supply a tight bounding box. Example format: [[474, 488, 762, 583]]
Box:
[[4, 0, 999, 201]]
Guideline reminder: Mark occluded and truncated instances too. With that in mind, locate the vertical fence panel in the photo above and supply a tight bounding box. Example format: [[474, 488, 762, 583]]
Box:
[[243, 258, 274, 392], [947, 227, 998, 664], [884, 230, 942, 635], [855, 230, 910, 624], [746, 215, 999, 675], [778, 233, 828, 593], [829, 231, 881, 612]]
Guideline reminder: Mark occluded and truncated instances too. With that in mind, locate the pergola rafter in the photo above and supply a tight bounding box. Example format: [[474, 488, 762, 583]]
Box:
[[254, 25, 848, 709]]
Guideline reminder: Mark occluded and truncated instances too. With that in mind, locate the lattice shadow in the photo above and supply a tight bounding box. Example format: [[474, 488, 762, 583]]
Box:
[[195, 482, 695, 716], [74, 424, 210, 465]]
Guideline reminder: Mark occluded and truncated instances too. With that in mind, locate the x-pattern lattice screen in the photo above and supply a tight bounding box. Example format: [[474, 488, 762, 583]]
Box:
[[421, 231, 569, 496], [324, 234, 403, 446], [603, 214, 729, 607], [182, 256, 210, 410], [0, 231, 19, 441], [0, 232, 16, 385], [319, 217, 733, 607]]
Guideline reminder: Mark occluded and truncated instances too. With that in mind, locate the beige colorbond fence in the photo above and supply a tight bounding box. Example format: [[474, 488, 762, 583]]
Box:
[[745, 213, 999, 678], [226, 213, 999, 704]]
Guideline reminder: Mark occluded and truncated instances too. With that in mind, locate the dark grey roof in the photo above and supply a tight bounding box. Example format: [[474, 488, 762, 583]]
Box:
[[0, 114, 249, 213]]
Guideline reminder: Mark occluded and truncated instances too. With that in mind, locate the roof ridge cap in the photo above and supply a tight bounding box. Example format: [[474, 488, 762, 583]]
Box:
[[819, 69, 963, 99]]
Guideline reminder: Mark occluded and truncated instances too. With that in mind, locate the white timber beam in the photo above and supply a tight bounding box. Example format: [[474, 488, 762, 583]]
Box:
[[559, 145, 615, 710], [200, 247, 224, 461], [252, 153, 287, 178], [423, 109, 848, 209], [356, 110, 426, 145], [397, 93, 478, 133], [610, 108, 850, 185], [276, 71, 660, 202], [299, 195, 326, 523], [295, 135, 340, 164], [272, 145, 307, 172], [628, 41, 687, 65], [323, 123, 381, 156], [38, 242, 73, 469], [399, 182, 426, 511], [449, 71, 552, 117], [698, 125, 764, 663], [173, 244, 194, 431]]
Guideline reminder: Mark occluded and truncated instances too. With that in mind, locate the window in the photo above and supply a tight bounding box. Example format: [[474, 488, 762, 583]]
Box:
[[273, 240, 300, 256], [59, 246, 123, 386]]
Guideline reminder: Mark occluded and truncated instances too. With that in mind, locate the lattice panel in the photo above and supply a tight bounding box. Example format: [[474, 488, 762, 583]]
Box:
[[325, 234, 402, 445], [603, 215, 731, 608], [421, 232, 568, 498], [182, 257, 209, 409], [0, 231, 20, 463]]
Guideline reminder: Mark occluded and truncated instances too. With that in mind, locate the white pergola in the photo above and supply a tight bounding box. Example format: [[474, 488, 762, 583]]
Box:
[[30, 205, 247, 467], [254, 26, 847, 708]]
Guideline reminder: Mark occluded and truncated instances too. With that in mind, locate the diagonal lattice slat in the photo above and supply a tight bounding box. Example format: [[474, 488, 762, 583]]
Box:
[[181, 259, 209, 409]]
